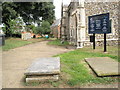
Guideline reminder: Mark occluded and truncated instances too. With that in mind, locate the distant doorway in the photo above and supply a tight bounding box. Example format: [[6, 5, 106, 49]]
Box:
[[33, 35, 36, 38]]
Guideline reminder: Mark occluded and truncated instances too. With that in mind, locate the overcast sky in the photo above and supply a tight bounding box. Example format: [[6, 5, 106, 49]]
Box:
[[53, 0, 71, 19]]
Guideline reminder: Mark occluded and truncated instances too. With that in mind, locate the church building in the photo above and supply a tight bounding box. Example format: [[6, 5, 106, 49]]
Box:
[[61, 0, 119, 48]]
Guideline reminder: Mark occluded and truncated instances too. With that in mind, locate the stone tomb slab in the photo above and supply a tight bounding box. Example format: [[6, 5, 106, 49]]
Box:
[[25, 57, 60, 82], [25, 57, 60, 76], [85, 57, 120, 76], [26, 75, 59, 83]]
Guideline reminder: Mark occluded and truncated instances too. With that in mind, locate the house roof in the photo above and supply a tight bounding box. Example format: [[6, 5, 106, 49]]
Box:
[[51, 19, 61, 27]]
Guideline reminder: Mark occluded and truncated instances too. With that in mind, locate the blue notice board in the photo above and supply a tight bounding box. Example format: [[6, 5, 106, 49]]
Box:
[[88, 13, 111, 34]]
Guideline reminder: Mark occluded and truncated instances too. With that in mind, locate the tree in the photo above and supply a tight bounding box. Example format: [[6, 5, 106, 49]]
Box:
[[40, 21, 51, 34], [32, 2, 55, 24], [2, 2, 55, 37], [12, 2, 35, 24], [26, 24, 35, 32], [2, 2, 55, 25], [2, 2, 18, 37], [3, 16, 25, 37], [34, 20, 51, 35], [2, 2, 18, 24], [34, 26, 42, 35]]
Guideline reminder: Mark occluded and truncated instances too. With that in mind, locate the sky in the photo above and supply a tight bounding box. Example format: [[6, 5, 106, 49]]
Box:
[[53, 0, 71, 19]]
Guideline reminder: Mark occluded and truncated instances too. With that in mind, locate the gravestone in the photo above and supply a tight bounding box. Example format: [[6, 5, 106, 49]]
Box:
[[25, 57, 60, 83], [85, 57, 120, 76], [22, 32, 31, 40]]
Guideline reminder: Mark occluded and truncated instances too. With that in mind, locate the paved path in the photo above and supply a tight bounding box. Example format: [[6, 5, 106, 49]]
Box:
[[2, 41, 71, 88]]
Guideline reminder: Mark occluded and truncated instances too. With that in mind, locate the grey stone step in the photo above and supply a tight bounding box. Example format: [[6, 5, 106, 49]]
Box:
[[25, 57, 60, 76], [85, 57, 120, 76]]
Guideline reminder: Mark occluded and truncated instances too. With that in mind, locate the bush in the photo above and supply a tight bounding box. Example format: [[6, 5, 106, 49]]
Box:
[[34, 20, 51, 35], [41, 20, 51, 34], [26, 25, 35, 32]]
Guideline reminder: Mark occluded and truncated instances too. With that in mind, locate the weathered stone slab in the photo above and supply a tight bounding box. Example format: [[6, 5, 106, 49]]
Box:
[[85, 57, 120, 76], [25, 57, 60, 75], [26, 75, 59, 83]]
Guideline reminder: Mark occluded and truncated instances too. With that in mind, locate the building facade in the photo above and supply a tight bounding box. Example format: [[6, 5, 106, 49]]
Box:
[[51, 19, 61, 38], [60, 0, 119, 48], [60, 5, 68, 40]]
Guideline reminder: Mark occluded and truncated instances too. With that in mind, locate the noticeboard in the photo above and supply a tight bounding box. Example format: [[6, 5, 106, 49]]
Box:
[[88, 13, 111, 34]]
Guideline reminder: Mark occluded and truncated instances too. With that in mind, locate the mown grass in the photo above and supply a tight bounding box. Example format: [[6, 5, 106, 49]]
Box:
[[47, 39, 69, 46], [55, 48, 119, 86], [2, 38, 44, 51], [80, 46, 118, 56], [48, 39, 119, 86]]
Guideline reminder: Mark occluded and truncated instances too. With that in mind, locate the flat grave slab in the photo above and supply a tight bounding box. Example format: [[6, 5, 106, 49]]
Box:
[[85, 57, 120, 76], [25, 57, 60, 76]]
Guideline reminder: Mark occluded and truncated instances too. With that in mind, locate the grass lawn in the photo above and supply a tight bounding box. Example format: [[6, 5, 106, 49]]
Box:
[[48, 39, 119, 87], [54, 46, 119, 86], [1, 38, 45, 51], [47, 39, 69, 46]]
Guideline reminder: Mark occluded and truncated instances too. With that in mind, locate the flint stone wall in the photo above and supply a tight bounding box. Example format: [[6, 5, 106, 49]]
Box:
[[83, 39, 118, 46], [84, 2, 119, 46]]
